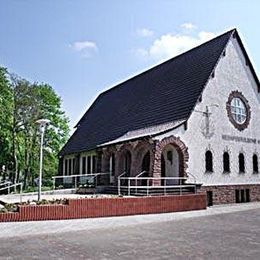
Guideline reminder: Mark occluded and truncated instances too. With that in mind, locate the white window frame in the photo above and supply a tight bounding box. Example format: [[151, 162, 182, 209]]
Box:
[[231, 97, 247, 124]]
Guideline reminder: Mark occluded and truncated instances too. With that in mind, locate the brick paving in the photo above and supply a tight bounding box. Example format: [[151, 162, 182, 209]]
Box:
[[0, 203, 260, 259]]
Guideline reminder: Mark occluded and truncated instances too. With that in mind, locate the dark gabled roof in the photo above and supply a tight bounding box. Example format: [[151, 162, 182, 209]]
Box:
[[60, 29, 237, 156]]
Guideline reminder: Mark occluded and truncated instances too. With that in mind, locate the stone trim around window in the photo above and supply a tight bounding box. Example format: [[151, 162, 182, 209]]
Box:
[[226, 91, 251, 131]]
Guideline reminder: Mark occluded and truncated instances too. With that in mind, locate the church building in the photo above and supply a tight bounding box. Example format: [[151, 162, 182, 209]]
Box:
[[59, 29, 260, 205]]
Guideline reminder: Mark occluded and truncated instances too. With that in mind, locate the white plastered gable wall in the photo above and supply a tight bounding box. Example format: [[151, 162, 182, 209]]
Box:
[[156, 35, 260, 186]]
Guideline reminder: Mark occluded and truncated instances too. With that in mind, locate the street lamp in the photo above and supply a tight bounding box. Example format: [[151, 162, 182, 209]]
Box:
[[36, 119, 50, 201]]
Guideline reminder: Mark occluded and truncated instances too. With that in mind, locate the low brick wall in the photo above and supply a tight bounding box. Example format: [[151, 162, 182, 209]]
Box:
[[0, 193, 206, 222], [201, 184, 260, 205]]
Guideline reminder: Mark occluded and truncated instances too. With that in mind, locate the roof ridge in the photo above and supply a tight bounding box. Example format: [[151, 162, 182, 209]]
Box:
[[75, 29, 235, 128], [100, 28, 236, 96], [60, 28, 238, 155]]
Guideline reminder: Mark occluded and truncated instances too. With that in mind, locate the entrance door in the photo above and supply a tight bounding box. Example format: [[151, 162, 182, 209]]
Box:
[[162, 145, 180, 185]]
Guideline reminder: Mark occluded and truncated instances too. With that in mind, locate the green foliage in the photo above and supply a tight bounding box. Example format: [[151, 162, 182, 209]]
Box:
[[0, 67, 13, 167], [0, 67, 70, 189]]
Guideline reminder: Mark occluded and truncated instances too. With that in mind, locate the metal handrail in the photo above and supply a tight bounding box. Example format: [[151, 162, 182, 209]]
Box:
[[52, 172, 110, 190], [134, 171, 147, 194], [136, 171, 146, 178], [117, 172, 126, 195], [187, 172, 197, 184], [0, 182, 23, 203], [87, 172, 110, 188], [0, 182, 23, 192], [119, 177, 187, 180], [117, 176, 196, 196], [118, 172, 126, 178], [0, 181, 12, 188], [52, 173, 108, 179]]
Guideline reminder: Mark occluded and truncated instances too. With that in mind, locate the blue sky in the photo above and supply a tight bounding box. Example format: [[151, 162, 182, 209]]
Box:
[[1, 0, 260, 130]]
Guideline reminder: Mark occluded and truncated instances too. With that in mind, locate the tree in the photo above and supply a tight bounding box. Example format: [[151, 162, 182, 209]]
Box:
[[0, 67, 13, 179], [10, 77, 70, 188], [0, 67, 70, 189]]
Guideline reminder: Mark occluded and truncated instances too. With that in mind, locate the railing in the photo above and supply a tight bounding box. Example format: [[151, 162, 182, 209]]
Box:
[[117, 172, 126, 195], [187, 172, 197, 184], [0, 181, 12, 188], [87, 172, 110, 188], [52, 172, 110, 190], [134, 171, 146, 194], [0, 183, 23, 203], [186, 172, 197, 193], [118, 175, 197, 196]]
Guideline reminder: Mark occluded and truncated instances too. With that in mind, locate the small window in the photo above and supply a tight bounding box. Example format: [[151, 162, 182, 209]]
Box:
[[253, 154, 258, 173], [239, 153, 245, 173], [245, 189, 250, 202], [241, 189, 245, 202], [223, 152, 230, 173], [235, 189, 240, 203], [205, 150, 213, 172]]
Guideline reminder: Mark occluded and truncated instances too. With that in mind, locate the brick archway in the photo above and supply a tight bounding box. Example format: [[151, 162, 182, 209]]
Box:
[[116, 143, 134, 177], [132, 140, 154, 177], [153, 136, 189, 181]]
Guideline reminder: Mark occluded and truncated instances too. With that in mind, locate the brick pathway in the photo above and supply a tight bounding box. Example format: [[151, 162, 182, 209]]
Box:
[[0, 203, 260, 259]]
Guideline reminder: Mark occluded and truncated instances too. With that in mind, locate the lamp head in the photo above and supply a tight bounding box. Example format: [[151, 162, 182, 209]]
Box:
[[36, 119, 50, 126], [36, 119, 50, 133]]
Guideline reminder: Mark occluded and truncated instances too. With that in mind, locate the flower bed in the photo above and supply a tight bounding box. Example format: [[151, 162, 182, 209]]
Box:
[[0, 198, 68, 213], [0, 193, 207, 222]]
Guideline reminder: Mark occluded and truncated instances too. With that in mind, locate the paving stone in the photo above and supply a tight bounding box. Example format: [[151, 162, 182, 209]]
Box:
[[0, 203, 260, 259]]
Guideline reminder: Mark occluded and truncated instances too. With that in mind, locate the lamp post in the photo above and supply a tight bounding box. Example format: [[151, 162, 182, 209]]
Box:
[[36, 119, 50, 201]]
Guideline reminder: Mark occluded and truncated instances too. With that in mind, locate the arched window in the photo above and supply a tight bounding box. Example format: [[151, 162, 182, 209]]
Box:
[[223, 152, 230, 173], [253, 154, 258, 173], [205, 151, 213, 172], [239, 153, 245, 173]]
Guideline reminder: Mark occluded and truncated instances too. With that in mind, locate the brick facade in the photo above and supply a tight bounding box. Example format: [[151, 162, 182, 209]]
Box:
[[0, 194, 206, 222], [201, 184, 260, 205], [153, 136, 189, 185], [100, 136, 188, 186]]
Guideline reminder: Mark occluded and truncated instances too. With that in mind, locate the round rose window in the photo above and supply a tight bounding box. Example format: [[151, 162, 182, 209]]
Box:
[[226, 91, 250, 131]]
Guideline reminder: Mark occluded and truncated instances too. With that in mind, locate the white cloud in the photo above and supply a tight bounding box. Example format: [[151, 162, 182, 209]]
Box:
[[181, 23, 197, 30], [136, 31, 216, 62], [70, 40, 98, 58], [136, 28, 154, 37]]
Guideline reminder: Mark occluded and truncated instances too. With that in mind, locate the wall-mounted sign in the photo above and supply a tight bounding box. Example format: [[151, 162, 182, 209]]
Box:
[[222, 134, 260, 144]]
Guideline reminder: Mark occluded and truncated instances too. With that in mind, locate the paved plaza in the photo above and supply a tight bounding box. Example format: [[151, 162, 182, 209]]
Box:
[[0, 203, 260, 259]]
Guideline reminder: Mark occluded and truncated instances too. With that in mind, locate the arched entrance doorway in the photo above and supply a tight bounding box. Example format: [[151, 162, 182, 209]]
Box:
[[141, 151, 150, 185], [161, 144, 180, 185]]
